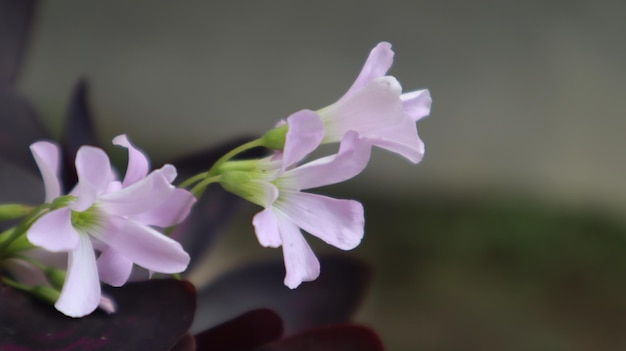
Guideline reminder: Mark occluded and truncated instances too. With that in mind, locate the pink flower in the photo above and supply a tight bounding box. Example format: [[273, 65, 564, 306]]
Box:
[[317, 41, 432, 163], [221, 110, 371, 288], [27, 135, 193, 317]]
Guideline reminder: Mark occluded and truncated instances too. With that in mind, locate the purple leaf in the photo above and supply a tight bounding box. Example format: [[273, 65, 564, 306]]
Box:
[[192, 255, 371, 335], [0, 87, 49, 173], [0, 279, 197, 351], [255, 324, 384, 351], [0, 0, 37, 86], [61, 79, 100, 189], [194, 309, 283, 351]]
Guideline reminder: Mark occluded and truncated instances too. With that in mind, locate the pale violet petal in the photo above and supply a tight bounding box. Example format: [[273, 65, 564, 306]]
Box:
[[74, 146, 113, 212], [27, 208, 80, 252], [401, 89, 432, 122], [99, 294, 117, 314], [282, 109, 325, 171], [98, 217, 189, 274], [275, 211, 320, 289], [131, 188, 196, 227], [97, 248, 133, 287], [30, 141, 62, 202], [252, 207, 282, 248], [280, 131, 371, 190], [320, 76, 404, 143], [113, 134, 150, 187], [99, 167, 174, 216], [366, 117, 424, 164], [343, 42, 394, 98], [2, 258, 49, 286], [276, 191, 364, 251], [55, 234, 101, 317]]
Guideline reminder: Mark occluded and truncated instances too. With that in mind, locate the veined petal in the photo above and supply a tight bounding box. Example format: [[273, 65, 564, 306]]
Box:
[[343, 42, 394, 98], [55, 234, 101, 317], [276, 191, 364, 251], [220, 171, 279, 208], [113, 134, 150, 187], [282, 109, 325, 171], [30, 141, 62, 202], [97, 248, 133, 287], [401, 89, 432, 122], [252, 207, 282, 248], [275, 211, 320, 289], [280, 131, 371, 190], [366, 117, 425, 163], [98, 217, 189, 274], [320, 76, 404, 143], [131, 188, 196, 227], [74, 146, 113, 212], [27, 208, 80, 252], [99, 166, 175, 216]]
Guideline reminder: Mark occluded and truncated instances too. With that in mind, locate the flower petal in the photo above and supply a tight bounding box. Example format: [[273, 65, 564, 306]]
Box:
[[73, 146, 114, 211], [97, 248, 133, 287], [98, 217, 189, 274], [55, 234, 101, 317], [252, 207, 282, 248], [113, 134, 150, 187], [320, 76, 404, 143], [276, 191, 364, 250], [343, 42, 394, 98], [99, 165, 175, 216], [275, 211, 320, 289], [401, 89, 432, 122], [131, 188, 196, 227], [366, 117, 425, 164], [30, 141, 61, 202], [282, 109, 325, 171], [280, 131, 371, 190], [27, 208, 80, 252]]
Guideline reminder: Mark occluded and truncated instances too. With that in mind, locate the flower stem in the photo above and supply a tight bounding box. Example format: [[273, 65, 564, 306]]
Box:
[[206, 138, 264, 177]]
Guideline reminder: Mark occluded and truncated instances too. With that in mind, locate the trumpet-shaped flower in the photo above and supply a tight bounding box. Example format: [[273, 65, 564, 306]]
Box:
[[317, 41, 432, 163], [27, 135, 193, 317], [220, 110, 371, 288]]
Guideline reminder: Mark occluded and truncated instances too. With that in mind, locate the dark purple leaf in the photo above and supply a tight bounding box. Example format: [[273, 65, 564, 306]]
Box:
[[0, 279, 197, 351], [194, 309, 283, 351], [254, 325, 384, 351], [0, 87, 49, 173], [192, 255, 371, 335], [61, 79, 99, 189], [0, 0, 37, 86]]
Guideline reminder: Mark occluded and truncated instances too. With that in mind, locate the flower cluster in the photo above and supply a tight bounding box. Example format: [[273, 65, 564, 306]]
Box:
[[0, 41, 430, 319]]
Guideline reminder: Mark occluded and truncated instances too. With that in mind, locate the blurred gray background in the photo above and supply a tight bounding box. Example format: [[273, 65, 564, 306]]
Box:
[[16, 1, 626, 350]]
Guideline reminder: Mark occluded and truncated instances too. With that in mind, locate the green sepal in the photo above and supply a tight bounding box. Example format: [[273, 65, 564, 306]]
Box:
[[260, 123, 288, 150]]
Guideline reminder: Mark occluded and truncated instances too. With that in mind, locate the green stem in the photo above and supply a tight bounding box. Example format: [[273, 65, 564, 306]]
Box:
[[179, 171, 209, 189], [0, 205, 48, 256], [190, 175, 223, 199], [206, 138, 264, 177]]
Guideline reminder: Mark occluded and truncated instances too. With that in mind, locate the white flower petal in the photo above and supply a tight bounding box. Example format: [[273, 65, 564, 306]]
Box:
[[320, 76, 404, 143], [74, 146, 114, 212], [27, 208, 80, 252], [282, 110, 325, 171], [281, 131, 371, 190], [252, 207, 282, 248], [131, 188, 196, 227], [30, 141, 62, 202], [97, 248, 133, 287], [275, 211, 320, 289], [343, 42, 394, 98], [401, 89, 432, 122], [55, 234, 101, 317], [98, 217, 189, 274], [113, 134, 150, 187], [276, 191, 364, 250], [366, 117, 425, 164]]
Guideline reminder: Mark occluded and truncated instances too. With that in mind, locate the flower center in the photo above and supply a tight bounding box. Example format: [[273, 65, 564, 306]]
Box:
[[71, 205, 102, 233]]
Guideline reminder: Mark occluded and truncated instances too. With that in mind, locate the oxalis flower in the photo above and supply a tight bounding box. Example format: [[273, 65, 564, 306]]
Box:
[[316, 41, 432, 163], [221, 110, 371, 288], [27, 135, 193, 317]]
